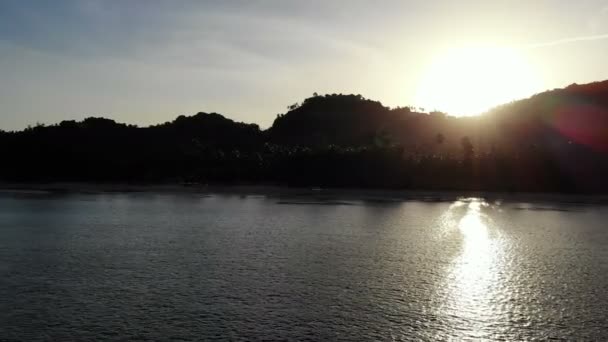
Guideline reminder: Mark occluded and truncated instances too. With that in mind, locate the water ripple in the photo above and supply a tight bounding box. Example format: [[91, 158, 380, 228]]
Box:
[[0, 193, 607, 340]]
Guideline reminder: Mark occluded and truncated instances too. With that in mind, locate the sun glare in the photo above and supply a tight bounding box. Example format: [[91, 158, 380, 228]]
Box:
[[416, 45, 543, 117]]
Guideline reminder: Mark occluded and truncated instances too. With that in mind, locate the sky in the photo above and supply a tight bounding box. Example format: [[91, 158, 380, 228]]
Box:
[[1, 0, 608, 130]]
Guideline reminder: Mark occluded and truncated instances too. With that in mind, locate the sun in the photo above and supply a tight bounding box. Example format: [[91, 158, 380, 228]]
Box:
[[415, 45, 544, 116]]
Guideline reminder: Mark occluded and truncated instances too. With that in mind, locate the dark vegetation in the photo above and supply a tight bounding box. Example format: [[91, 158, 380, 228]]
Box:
[[2, 81, 608, 193]]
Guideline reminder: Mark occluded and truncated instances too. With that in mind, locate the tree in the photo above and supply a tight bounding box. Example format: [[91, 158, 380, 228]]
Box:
[[436, 133, 445, 145], [461, 136, 474, 161]]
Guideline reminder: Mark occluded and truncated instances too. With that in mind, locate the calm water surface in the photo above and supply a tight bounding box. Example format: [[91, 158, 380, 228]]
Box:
[[1, 192, 607, 341]]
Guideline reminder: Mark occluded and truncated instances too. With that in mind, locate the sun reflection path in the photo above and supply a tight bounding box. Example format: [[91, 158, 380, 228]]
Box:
[[437, 198, 509, 340]]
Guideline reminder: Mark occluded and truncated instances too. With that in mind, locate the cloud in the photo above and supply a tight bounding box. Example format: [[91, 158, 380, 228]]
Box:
[[527, 33, 608, 48]]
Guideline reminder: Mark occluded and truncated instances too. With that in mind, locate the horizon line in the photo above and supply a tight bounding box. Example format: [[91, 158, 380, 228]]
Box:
[[2, 78, 606, 132]]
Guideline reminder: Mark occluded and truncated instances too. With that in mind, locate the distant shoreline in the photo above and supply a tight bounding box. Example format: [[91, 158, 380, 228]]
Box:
[[1, 182, 607, 205]]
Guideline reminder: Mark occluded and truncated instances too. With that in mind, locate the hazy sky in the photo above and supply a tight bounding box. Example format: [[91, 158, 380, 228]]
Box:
[[1, 0, 608, 130]]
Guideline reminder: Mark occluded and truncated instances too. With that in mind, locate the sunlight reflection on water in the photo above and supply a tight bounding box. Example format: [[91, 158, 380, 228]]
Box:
[[437, 198, 509, 340]]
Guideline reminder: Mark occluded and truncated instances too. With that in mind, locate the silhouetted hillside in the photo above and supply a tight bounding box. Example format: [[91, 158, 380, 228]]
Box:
[[2, 81, 608, 192], [1, 113, 263, 182], [269, 94, 488, 157], [269, 94, 396, 146]]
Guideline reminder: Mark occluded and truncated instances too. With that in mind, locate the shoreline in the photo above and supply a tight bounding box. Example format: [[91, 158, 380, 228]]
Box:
[[1, 182, 608, 205]]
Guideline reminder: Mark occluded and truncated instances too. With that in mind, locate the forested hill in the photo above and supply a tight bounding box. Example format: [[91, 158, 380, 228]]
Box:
[[269, 81, 608, 154], [1, 80, 608, 192]]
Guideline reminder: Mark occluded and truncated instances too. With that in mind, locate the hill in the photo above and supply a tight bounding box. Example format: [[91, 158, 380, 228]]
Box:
[[2, 81, 608, 192]]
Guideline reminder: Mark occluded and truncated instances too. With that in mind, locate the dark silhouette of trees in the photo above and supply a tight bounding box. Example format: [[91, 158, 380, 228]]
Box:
[[436, 133, 445, 145], [460, 136, 474, 161], [2, 80, 608, 192]]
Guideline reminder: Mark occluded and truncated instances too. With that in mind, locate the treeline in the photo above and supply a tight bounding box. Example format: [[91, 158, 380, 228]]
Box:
[[2, 81, 608, 192]]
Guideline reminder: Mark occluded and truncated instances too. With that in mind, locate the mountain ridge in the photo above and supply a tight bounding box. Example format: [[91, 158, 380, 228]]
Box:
[[1, 80, 607, 192]]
